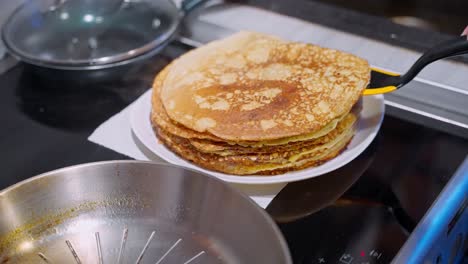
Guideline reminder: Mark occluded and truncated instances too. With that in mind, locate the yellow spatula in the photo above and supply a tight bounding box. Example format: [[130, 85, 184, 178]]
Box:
[[363, 34, 468, 95]]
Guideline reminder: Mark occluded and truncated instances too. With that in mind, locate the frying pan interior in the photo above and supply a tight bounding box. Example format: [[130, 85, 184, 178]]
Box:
[[0, 161, 291, 264]]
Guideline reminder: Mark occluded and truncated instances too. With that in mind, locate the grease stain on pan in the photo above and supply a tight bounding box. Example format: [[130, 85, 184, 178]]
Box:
[[0, 196, 145, 261]]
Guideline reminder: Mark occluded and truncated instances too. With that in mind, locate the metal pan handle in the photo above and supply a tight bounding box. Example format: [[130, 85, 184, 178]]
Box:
[[181, 0, 208, 13]]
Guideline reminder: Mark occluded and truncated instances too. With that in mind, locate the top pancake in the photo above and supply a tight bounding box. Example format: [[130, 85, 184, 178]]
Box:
[[152, 64, 359, 147], [160, 31, 370, 141]]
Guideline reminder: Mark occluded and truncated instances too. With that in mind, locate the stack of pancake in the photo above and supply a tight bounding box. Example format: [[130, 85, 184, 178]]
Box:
[[151, 31, 370, 175]]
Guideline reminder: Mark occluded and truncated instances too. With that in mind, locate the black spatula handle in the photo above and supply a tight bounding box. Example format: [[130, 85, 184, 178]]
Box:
[[398, 35, 468, 88]]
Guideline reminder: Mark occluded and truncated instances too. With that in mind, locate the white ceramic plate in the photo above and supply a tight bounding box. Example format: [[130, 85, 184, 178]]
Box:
[[130, 91, 384, 184]]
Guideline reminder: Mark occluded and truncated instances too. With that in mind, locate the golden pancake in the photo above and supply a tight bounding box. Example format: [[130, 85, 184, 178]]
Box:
[[151, 64, 360, 147], [159, 31, 370, 141], [156, 111, 355, 163], [151, 66, 225, 142], [154, 124, 354, 175], [152, 109, 356, 175], [149, 31, 367, 175], [187, 113, 357, 156]]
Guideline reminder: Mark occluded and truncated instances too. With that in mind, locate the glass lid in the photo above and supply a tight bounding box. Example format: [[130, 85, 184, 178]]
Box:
[[2, 0, 180, 68]]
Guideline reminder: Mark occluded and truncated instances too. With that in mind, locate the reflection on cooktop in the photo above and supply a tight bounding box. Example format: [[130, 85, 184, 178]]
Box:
[[14, 57, 171, 131], [268, 139, 378, 223], [282, 201, 407, 263], [269, 114, 468, 263]]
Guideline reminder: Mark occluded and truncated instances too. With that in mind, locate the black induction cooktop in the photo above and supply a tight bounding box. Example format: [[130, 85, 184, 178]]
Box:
[[0, 39, 467, 263], [267, 114, 467, 263]]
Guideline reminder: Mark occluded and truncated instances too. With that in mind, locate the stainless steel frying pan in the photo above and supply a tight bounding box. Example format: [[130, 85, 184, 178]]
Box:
[[0, 161, 291, 263]]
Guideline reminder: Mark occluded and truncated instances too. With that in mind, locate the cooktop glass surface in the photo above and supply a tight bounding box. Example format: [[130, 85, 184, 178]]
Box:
[[0, 41, 467, 264], [267, 114, 467, 263]]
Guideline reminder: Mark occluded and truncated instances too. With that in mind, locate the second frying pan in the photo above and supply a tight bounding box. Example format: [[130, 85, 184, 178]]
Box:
[[1, 0, 207, 82]]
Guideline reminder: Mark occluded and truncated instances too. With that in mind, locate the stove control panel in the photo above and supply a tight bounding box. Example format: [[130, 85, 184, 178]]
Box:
[[310, 249, 385, 264], [305, 249, 387, 264]]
